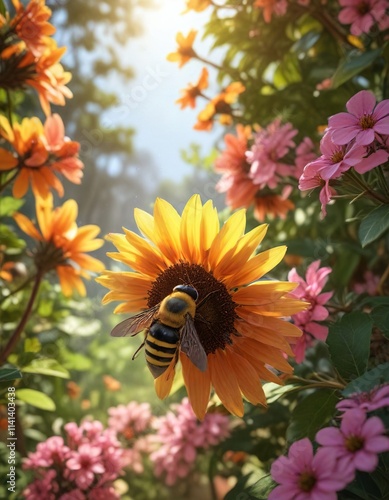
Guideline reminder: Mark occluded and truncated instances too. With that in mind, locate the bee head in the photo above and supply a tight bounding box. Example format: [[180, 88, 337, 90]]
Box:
[[173, 285, 198, 302]]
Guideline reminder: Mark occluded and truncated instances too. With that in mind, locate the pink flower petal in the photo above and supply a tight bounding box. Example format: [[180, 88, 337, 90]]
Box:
[[354, 149, 389, 174], [331, 126, 360, 145], [346, 90, 375, 116], [353, 450, 378, 471], [316, 427, 343, 446]]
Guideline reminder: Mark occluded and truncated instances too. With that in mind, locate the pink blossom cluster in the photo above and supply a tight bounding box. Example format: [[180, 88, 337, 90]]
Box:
[[150, 398, 230, 486], [288, 260, 333, 362], [270, 408, 389, 499], [338, 0, 389, 36], [23, 420, 126, 500], [246, 118, 298, 189], [353, 270, 380, 295], [299, 90, 389, 215], [107, 401, 153, 474], [336, 383, 389, 414]]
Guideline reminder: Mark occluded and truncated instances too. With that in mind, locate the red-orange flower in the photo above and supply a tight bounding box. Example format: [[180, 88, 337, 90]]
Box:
[[176, 67, 209, 109], [0, 114, 83, 199], [194, 82, 245, 131], [14, 194, 104, 296], [10, 0, 56, 57], [167, 30, 198, 68]]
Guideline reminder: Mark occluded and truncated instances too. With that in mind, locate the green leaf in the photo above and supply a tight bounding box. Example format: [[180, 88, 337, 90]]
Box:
[[0, 1, 5, 17], [0, 367, 22, 382], [286, 389, 338, 442], [371, 305, 389, 338], [22, 359, 70, 379], [327, 312, 373, 381], [358, 205, 389, 247], [263, 382, 298, 403], [342, 363, 389, 397], [0, 197, 24, 218], [332, 48, 382, 88], [24, 338, 41, 353], [16, 389, 56, 411], [225, 471, 272, 500]]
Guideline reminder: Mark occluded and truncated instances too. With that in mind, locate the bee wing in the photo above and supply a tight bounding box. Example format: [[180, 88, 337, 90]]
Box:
[[180, 314, 208, 372], [110, 304, 160, 337]]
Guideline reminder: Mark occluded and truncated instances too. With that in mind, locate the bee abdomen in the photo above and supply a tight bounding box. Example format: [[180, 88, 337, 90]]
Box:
[[145, 323, 179, 379]]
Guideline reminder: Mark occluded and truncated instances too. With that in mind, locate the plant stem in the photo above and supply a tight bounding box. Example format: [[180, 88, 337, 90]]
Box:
[[0, 273, 42, 365], [0, 170, 18, 194], [6, 89, 13, 126], [0, 274, 36, 304]]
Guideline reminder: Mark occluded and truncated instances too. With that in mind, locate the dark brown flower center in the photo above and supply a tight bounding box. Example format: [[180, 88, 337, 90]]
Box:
[[345, 434, 364, 452], [298, 471, 316, 492], [359, 114, 376, 130], [357, 1, 370, 14], [147, 263, 237, 354], [331, 149, 344, 163]]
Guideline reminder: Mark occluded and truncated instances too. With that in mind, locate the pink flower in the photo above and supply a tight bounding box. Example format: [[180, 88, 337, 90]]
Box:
[[150, 398, 230, 485], [336, 384, 389, 413], [308, 131, 366, 180], [23, 470, 59, 500], [328, 90, 389, 146], [338, 0, 389, 36], [316, 409, 389, 480], [353, 270, 380, 295], [288, 260, 333, 362], [58, 490, 85, 500], [299, 162, 337, 216], [269, 438, 348, 499], [23, 436, 71, 469], [246, 118, 297, 189], [66, 444, 105, 490], [107, 401, 152, 438], [294, 137, 317, 179]]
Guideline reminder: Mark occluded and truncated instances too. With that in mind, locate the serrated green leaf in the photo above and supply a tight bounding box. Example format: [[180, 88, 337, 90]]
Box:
[[0, 197, 24, 218], [286, 389, 338, 442], [342, 363, 389, 396], [359, 205, 389, 247], [22, 359, 70, 379], [371, 306, 389, 338], [0, 367, 22, 382], [332, 48, 382, 88], [327, 312, 372, 381], [16, 389, 56, 411]]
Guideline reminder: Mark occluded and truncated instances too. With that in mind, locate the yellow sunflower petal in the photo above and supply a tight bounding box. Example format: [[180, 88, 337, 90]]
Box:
[[234, 318, 294, 356], [233, 280, 296, 305], [153, 198, 182, 263], [200, 199, 219, 256], [236, 338, 293, 373], [209, 350, 244, 417], [180, 194, 202, 263], [245, 297, 308, 316], [181, 352, 211, 420], [208, 209, 246, 269], [231, 246, 287, 287]]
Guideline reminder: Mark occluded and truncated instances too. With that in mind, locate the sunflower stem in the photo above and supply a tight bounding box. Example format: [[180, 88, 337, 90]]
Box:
[[0, 272, 42, 365], [6, 89, 13, 127]]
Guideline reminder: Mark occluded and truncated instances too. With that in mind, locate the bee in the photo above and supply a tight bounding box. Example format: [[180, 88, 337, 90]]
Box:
[[111, 285, 207, 378]]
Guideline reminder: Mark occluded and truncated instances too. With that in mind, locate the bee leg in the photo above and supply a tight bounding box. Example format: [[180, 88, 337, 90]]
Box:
[[132, 339, 146, 360]]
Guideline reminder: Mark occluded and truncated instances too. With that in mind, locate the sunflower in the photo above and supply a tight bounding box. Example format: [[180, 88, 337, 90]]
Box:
[[97, 195, 306, 419], [14, 194, 104, 296], [176, 67, 209, 109], [166, 30, 198, 68]]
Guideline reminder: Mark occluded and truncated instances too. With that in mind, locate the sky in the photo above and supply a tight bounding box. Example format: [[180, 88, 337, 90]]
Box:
[[108, 1, 221, 181]]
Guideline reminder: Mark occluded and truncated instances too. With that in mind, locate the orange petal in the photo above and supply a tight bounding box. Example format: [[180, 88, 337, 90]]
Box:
[[12, 169, 30, 198], [234, 318, 294, 356], [181, 352, 211, 420], [0, 148, 18, 170], [209, 350, 244, 417], [154, 358, 177, 399], [208, 209, 246, 269], [13, 212, 42, 241], [232, 281, 296, 305]]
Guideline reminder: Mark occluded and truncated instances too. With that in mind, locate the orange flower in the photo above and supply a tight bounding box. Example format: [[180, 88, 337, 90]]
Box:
[[11, 0, 56, 57], [183, 0, 212, 13], [103, 375, 121, 392], [67, 380, 81, 399], [194, 82, 245, 131], [254, 0, 288, 23], [14, 194, 104, 296], [167, 30, 198, 68], [0, 114, 83, 199], [253, 191, 295, 221], [176, 67, 209, 109]]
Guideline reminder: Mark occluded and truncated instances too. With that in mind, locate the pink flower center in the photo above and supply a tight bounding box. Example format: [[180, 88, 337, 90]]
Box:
[[357, 1, 370, 14], [345, 434, 364, 452], [331, 150, 344, 163], [298, 471, 316, 492], [359, 114, 376, 130]]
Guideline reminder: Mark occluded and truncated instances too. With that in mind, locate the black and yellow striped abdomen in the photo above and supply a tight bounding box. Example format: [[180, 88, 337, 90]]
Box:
[[145, 322, 180, 378]]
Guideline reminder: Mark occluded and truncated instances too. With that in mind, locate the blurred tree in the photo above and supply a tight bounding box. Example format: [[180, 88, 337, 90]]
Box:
[[44, 0, 158, 243]]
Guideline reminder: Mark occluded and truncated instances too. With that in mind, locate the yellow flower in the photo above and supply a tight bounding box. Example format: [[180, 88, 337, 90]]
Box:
[[183, 0, 212, 13], [167, 30, 198, 68], [97, 196, 305, 420], [14, 194, 104, 296]]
